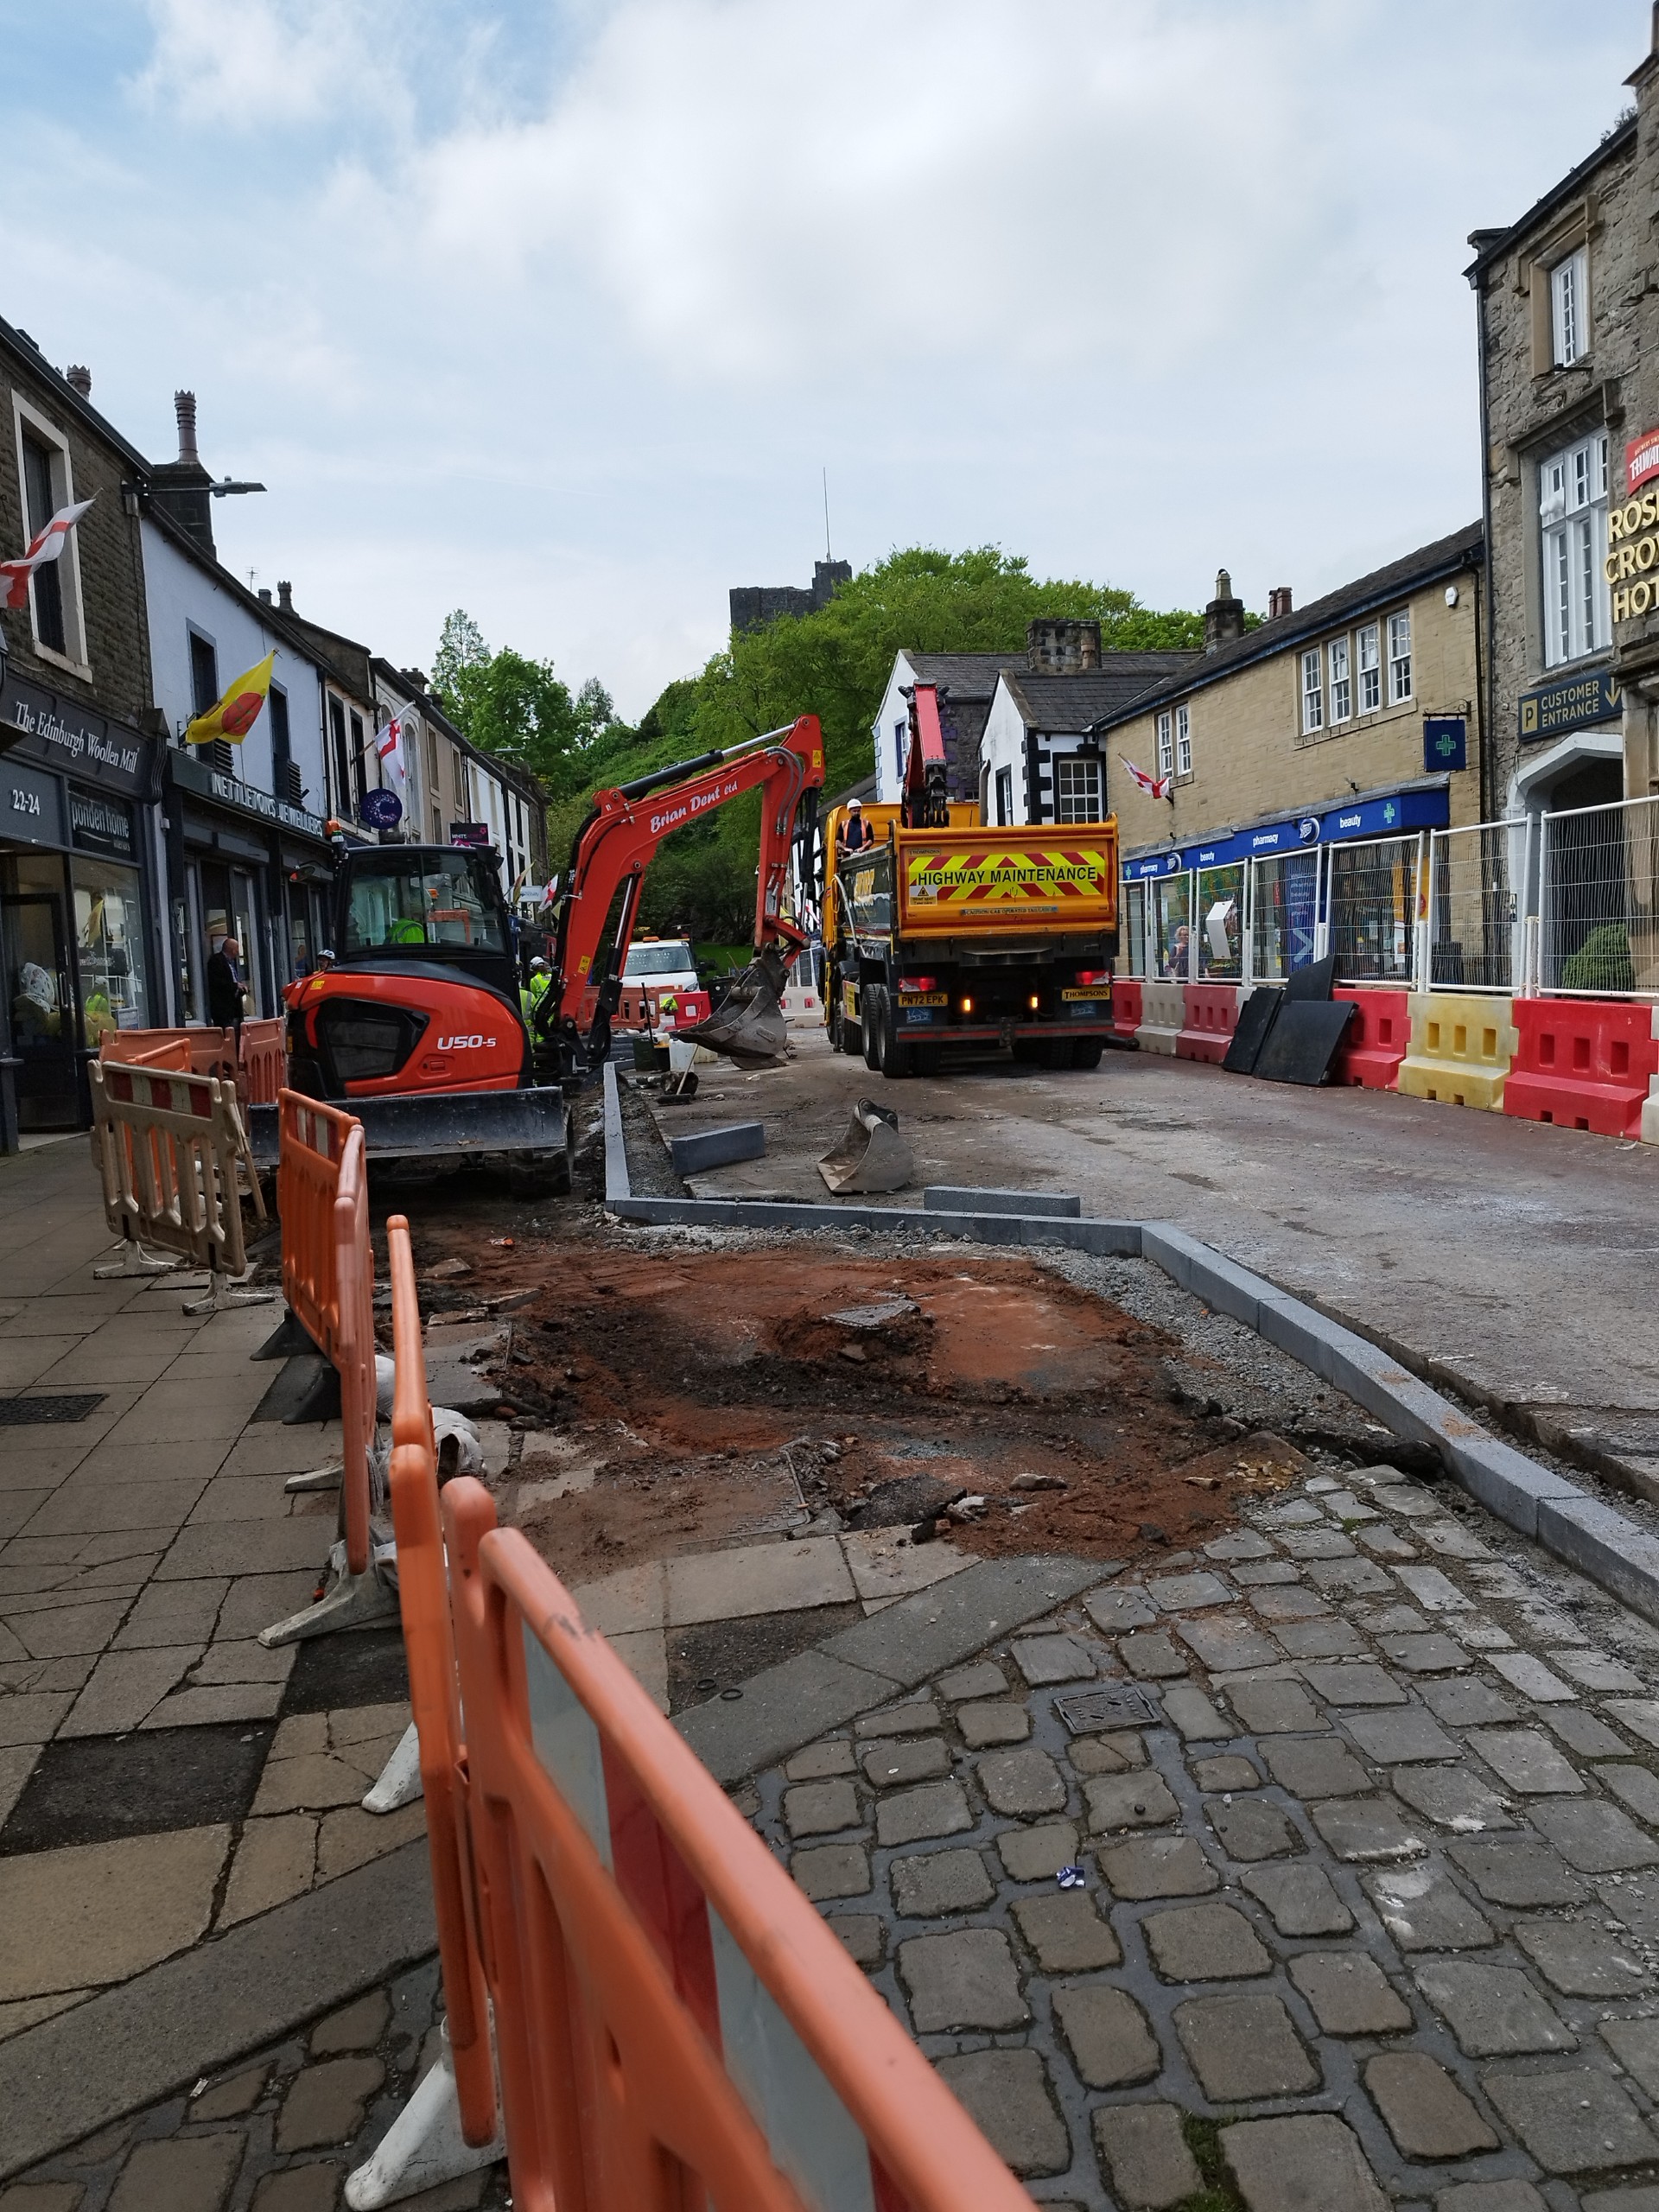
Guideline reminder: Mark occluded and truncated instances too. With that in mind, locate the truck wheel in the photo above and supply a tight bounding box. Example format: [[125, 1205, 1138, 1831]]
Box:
[[861, 988, 883, 1071], [912, 1045, 942, 1076], [877, 993, 912, 1079], [1044, 1036, 1076, 1070], [1071, 1039, 1104, 1071], [832, 986, 863, 1056]]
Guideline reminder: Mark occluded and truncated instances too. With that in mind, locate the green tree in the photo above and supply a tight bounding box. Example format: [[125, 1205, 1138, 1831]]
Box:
[[431, 611, 581, 784]]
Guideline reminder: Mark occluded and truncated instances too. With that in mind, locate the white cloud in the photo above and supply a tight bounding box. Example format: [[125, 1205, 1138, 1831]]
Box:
[[4, 1, 1654, 715]]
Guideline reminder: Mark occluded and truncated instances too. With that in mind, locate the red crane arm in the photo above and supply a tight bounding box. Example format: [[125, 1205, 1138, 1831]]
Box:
[[901, 682, 950, 828], [550, 715, 824, 1026]]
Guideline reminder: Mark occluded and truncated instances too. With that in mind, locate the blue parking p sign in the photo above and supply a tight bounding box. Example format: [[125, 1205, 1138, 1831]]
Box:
[[1424, 715, 1467, 773]]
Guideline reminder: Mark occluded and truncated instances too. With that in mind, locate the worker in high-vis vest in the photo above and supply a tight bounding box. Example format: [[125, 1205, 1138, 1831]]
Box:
[[521, 956, 552, 1025]]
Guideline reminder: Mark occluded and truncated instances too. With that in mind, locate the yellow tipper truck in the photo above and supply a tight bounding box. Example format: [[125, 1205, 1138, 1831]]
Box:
[[823, 683, 1119, 1077]]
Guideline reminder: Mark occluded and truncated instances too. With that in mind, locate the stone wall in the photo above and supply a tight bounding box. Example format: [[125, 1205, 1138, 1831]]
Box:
[[0, 343, 155, 730], [1108, 575, 1483, 857]]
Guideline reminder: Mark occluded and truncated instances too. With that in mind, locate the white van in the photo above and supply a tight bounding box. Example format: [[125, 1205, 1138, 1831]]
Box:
[[622, 937, 700, 993]]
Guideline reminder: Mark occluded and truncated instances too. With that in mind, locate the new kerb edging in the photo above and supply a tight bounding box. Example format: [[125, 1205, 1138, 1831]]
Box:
[[603, 1063, 1659, 1626]]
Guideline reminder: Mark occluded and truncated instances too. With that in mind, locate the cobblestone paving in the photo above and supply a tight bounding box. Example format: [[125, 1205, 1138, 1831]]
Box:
[[749, 1463, 1659, 2209], [2, 1961, 508, 2212]]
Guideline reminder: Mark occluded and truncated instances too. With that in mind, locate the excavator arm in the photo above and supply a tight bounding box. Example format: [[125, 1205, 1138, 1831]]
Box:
[[540, 714, 823, 1070], [900, 682, 950, 830]]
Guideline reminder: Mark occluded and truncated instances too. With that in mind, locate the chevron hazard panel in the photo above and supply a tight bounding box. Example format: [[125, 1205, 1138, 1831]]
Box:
[[899, 837, 1117, 930]]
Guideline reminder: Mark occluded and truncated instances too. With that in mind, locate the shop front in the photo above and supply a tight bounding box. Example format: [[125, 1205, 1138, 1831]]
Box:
[[0, 666, 163, 1138], [1121, 782, 1450, 988], [164, 748, 334, 1025]]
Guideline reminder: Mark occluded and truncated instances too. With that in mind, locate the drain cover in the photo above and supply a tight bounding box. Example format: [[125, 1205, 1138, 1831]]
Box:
[[0, 1393, 106, 1426], [1055, 1684, 1162, 1733]]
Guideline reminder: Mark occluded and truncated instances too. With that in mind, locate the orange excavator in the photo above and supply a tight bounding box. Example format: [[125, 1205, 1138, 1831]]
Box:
[[256, 717, 823, 1188]]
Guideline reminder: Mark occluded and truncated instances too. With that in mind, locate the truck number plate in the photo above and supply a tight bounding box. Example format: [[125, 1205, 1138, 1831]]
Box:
[[899, 991, 949, 1006], [1061, 988, 1106, 1002]]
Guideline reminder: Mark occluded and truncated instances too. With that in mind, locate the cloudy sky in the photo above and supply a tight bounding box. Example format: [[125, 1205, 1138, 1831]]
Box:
[[2, 2, 1649, 715]]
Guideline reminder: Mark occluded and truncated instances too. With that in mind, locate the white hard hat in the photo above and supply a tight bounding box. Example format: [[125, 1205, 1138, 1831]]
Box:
[[531, 957, 550, 973], [848, 798, 862, 810]]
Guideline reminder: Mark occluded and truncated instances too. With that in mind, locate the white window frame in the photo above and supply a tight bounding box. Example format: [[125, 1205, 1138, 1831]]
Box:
[[1328, 635, 1351, 724], [995, 764, 1013, 826], [1053, 752, 1103, 825], [1539, 430, 1611, 668], [1550, 246, 1587, 369], [10, 392, 91, 676], [1301, 647, 1324, 734], [1387, 610, 1413, 705], [1156, 709, 1173, 779], [1357, 622, 1380, 714], [893, 720, 906, 780], [1175, 702, 1192, 777]]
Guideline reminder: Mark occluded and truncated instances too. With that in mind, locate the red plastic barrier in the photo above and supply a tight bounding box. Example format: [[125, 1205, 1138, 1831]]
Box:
[[1177, 982, 1240, 1064], [1331, 988, 1410, 1091], [1109, 976, 1142, 1042], [1503, 997, 1659, 1138]]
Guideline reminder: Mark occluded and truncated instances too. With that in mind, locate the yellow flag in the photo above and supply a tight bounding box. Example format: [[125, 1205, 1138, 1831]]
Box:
[[186, 651, 275, 745]]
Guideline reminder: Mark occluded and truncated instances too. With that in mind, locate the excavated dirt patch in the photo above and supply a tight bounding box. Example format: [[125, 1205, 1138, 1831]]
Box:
[[398, 1225, 1308, 1581]]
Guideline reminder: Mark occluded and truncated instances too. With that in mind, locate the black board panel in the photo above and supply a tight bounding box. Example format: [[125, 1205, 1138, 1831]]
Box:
[[1223, 988, 1283, 1076], [1253, 999, 1355, 1085], [1285, 951, 1338, 1003]]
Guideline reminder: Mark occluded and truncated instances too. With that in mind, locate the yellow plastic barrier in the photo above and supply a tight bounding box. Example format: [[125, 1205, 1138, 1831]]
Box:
[[1395, 992, 1519, 1112], [1135, 979, 1185, 1056]]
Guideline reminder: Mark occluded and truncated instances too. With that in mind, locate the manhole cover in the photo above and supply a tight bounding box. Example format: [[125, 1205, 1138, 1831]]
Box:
[[0, 1393, 106, 1426], [1055, 1685, 1162, 1733]]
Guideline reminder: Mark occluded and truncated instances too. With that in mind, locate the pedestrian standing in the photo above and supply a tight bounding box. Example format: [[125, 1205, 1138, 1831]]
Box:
[[207, 935, 247, 1051]]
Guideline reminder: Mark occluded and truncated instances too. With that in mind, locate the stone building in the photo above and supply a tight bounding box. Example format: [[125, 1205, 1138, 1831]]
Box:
[[1465, 57, 1646, 822], [0, 317, 168, 1139], [728, 558, 851, 637], [1092, 530, 1484, 985]]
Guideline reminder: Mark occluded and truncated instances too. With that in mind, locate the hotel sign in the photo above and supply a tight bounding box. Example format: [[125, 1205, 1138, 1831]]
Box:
[[1517, 669, 1621, 741]]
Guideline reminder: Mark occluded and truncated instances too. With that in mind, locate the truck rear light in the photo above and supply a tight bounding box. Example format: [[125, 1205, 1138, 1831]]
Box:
[[897, 976, 938, 994], [1028, 994, 1040, 1010], [960, 995, 975, 1015], [1076, 969, 1109, 986]]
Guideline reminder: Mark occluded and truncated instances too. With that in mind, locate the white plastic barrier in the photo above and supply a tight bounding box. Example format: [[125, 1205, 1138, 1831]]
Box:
[[1135, 979, 1185, 1056]]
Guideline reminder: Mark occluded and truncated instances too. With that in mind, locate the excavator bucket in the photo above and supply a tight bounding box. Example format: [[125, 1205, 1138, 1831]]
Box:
[[681, 953, 790, 1068], [818, 1097, 916, 1195]]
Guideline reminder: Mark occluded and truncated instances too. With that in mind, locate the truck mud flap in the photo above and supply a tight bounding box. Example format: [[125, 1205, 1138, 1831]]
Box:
[[248, 1086, 572, 1169]]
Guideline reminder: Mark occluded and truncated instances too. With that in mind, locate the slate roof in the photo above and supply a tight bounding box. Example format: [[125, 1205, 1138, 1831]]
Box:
[[897, 650, 1026, 698], [1088, 522, 1485, 734], [1001, 657, 1200, 734]]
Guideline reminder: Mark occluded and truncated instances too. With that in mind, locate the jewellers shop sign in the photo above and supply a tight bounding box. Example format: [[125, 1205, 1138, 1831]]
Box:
[[207, 770, 325, 841], [0, 670, 153, 799]]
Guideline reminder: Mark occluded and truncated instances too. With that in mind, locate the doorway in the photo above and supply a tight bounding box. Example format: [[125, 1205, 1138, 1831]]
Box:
[[3, 892, 78, 1130]]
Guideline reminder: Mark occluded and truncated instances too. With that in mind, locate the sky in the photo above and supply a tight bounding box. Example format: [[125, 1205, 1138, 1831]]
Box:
[[0, 1, 1650, 719]]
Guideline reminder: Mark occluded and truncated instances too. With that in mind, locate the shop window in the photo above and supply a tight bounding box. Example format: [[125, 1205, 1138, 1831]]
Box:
[[1156, 710, 1173, 779], [1551, 246, 1587, 368], [1540, 431, 1611, 668], [1154, 873, 1191, 979], [73, 855, 151, 1037], [1329, 637, 1351, 723], [15, 412, 86, 667], [1175, 703, 1192, 777], [1054, 753, 1103, 823], [1357, 622, 1381, 713], [1301, 647, 1324, 734], [1388, 611, 1413, 704], [1195, 861, 1243, 979]]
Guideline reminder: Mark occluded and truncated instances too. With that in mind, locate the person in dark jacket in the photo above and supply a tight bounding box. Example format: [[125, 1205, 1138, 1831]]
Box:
[[206, 936, 246, 1046], [841, 798, 870, 853]]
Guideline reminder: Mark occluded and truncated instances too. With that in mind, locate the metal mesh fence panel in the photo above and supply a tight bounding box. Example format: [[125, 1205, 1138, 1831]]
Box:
[[1328, 834, 1417, 983], [1540, 792, 1659, 995], [1195, 862, 1245, 979], [1427, 821, 1524, 992]]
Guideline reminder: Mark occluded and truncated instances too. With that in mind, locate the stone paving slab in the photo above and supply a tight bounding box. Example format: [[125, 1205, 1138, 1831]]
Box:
[[727, 1454, 1659, 2205]]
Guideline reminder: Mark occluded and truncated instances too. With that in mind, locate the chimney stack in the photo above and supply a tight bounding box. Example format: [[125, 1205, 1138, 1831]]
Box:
[[1026, 617, 1102, 674], [175, 390, 200, 466], [1204, 569, 1248, 655], [257, 587, 271, 605], [66, 365, 92, 398], [277, 581, 293, 613], [1267, 586, 1294, 621]]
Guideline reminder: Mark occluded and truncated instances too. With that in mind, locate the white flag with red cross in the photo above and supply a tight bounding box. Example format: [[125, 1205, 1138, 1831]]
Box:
[[376, 701, 414, 784], [1120, 754, 1172, 801], [1, 497, 94, 610]]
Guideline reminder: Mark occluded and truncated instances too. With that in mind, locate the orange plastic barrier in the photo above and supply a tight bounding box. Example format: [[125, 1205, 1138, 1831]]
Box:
[[374, 1214, 1033, 2212], [613, 986, 714, 1033], [1331, 988, 1410, 1091], [1109, 976, 1142, 1042], [1177, 982, 1239, 1064], [1503, 997, 1659, 1138], [260, 1092, 392, 1647], [100, 1031, 193, 1072], [237, 1017, 287, 1104]]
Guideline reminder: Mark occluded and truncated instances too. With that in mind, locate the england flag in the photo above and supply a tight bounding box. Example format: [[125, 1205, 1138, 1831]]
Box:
[[2, 497, 94, 610]]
